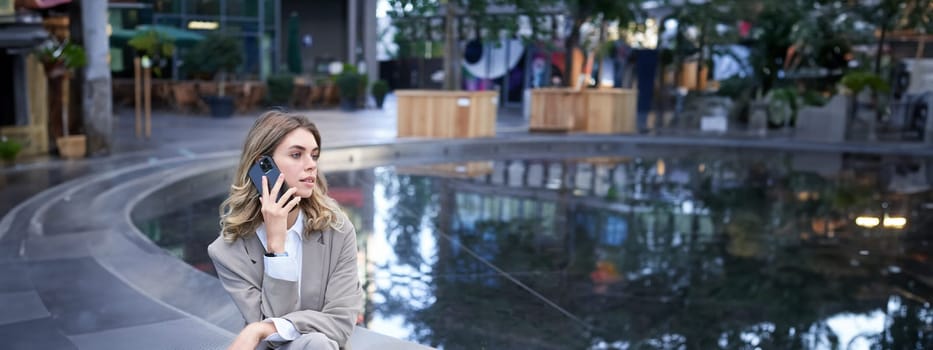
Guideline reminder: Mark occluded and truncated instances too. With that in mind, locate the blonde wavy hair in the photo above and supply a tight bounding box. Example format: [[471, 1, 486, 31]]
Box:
[[219, 111, 345, 242]]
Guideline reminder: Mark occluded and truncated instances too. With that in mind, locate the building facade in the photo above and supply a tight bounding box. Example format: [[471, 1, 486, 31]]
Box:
[[110, 0, 377, 82]]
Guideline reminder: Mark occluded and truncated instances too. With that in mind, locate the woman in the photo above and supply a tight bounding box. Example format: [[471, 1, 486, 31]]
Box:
[[208, 111, 362, 350]]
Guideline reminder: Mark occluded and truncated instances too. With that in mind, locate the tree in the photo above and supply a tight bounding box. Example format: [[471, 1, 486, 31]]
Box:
[[388, 0, 559, 90], [127, 29, 174, 77], [195, 33, 243, 97], [559, 0, 645, 88], [896, 0, 933, 59], [661, 0, 755, 91], [830, 0, 932, 73]]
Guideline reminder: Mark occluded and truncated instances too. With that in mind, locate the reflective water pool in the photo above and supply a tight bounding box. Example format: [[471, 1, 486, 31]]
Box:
[[139, 152, 933, 349]]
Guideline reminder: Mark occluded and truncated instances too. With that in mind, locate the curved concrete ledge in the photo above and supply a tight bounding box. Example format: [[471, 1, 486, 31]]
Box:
[[3, 134, 931, 349]]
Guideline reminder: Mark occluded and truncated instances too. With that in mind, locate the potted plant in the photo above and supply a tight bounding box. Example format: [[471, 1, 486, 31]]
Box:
[[336, 68, 361, 111], [840, 70, 891, 140], [266, 72, 295, 107], [0, 136, 22, 165], [193, 33, 243, 118], [371, 79, 389, 109], [36, 37, 87, 159]]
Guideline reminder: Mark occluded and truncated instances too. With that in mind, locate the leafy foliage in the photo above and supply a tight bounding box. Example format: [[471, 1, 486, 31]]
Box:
[[371, 79, 390, 99], [128, 29, 175, 58], [0, 136, 22, 161], [128, 30, 174, 76], [36, 38, 86, 71], [265, 73, 294, 106], [336, 70, 362, 100], [183, 32, 243, 97], [195, 33, 243, 76], [841, 70, 892, 95]]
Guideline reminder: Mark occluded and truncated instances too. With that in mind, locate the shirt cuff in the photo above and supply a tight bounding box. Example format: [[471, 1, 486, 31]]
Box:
[[262, 318, 301, 342], [263, 254, 299, 281]]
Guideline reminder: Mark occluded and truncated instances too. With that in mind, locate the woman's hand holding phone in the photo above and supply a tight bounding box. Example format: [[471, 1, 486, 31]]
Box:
[[259, 174, 300, 253]]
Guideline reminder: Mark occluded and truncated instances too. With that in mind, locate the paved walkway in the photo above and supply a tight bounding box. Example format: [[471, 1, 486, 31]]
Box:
[[0, 105, 427, 349], [1, 98, 932, 349]]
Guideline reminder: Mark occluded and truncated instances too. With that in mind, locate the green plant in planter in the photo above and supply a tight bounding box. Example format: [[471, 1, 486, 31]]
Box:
[[186, 33, 243, 117], [180, 46, 209, 80], [196, 32, 244, 98], [36, 38, 86, 77], [36, 38, 86, 141], [266, 73, 295, 106], [841, 70, 891, 115], [371, 80, 389, 109], [765, 87, 832, 128], [767, 88, 798, 127], [336, 71, 361, 111], [0, 136, 22, 162], [840, 71, 891, 96]]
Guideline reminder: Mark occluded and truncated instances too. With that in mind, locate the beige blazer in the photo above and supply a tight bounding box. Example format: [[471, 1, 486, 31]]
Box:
[[207, 214, 363, 349]]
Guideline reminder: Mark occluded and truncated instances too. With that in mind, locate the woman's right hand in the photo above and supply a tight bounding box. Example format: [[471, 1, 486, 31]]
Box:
[[260, 175, 300, 253]]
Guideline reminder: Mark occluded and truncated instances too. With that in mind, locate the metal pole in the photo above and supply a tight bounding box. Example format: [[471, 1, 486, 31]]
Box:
[[134, 57, 141, 139], [348, 0, 358, 64], [503, 36, 510, 108], [144, 66, 151, 139], [485, 43, 490, 91], [274, 0, 281, 72], [258, 0, 265, 80], [364, 0, 378, 92]]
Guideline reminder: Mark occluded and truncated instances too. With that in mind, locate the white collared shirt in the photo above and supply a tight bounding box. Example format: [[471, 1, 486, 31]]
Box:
[[255, 210, 304, 342]]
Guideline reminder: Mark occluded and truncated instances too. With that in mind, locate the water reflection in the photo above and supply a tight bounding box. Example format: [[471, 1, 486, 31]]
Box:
[[140, 153, 933, 349]]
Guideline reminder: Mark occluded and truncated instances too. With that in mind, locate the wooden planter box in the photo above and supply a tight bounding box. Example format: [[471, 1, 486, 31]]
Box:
[[581, 89, 637, 134], [396, 90, 498, 138], [529, 88, 637, 134], [529, 88, 583, 132], [678, 61, 709, 91], [56, 134, 86, 159]]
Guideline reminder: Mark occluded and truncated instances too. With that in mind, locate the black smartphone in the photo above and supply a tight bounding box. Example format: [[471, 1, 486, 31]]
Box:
[[248, 155, 288, 201]]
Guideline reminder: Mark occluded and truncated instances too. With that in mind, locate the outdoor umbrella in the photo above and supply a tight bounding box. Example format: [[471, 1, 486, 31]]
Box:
[[110, 24, 205, 48], [287, 12, 302, 74]]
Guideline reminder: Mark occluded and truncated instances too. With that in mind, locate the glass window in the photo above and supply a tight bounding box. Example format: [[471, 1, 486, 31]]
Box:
[[225, 0, 243, 16], [187, 0, 219, 16], [263, 0, 274, 25], [108, 9, 123, 29], [242, 34, 260, 76], [153, 0, 180, 14], [226, 0, 258, 18], [225, 22, 242, 33]]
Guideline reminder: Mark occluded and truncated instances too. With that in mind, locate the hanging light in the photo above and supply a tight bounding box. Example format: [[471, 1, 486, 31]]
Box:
[[882, 216, 907, 229], [854, 216, 880, 228]]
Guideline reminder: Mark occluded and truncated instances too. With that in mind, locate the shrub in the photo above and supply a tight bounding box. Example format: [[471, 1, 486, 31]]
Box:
[[336, 72, 361, 101], [0, 136, 23, 162], [266, 73, 295, 106], [371, 80, 389, 98]]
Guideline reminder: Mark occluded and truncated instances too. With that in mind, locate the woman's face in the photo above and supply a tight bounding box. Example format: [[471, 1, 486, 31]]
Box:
[[270, 128, 320, 199]]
